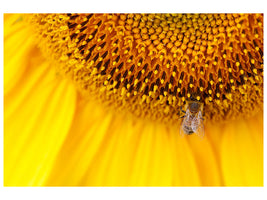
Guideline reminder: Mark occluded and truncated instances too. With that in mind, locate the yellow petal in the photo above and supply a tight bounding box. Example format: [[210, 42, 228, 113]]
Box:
[[4, 56, 77, 186], [81, 120, 201, 186], [44, 98, 114, 186], [4, 14, 35, 95], [187, 131, 223, 186], [44, 101, 203, 186], [220, 112, 263, 186], [4, 47, 48, 119]]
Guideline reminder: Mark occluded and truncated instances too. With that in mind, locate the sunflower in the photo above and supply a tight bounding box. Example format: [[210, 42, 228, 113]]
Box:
[[4, 13, 263, 186]]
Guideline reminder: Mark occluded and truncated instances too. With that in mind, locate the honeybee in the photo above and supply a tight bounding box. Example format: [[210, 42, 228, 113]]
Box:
[[180, 100, 205, 138]]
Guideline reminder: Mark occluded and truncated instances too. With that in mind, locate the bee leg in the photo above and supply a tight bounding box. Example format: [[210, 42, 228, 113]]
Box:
[[178, 106, 186, 117], [180, 106, 186, 113], [199, 111, 204, 120]]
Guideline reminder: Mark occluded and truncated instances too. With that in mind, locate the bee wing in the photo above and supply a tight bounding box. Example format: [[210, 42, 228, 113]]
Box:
[[195, 119, 205, 139]]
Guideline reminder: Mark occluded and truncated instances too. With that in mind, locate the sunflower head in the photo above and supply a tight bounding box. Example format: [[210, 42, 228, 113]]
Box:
[[4, 13, 264, 187], [28, 13, 263, 124]]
